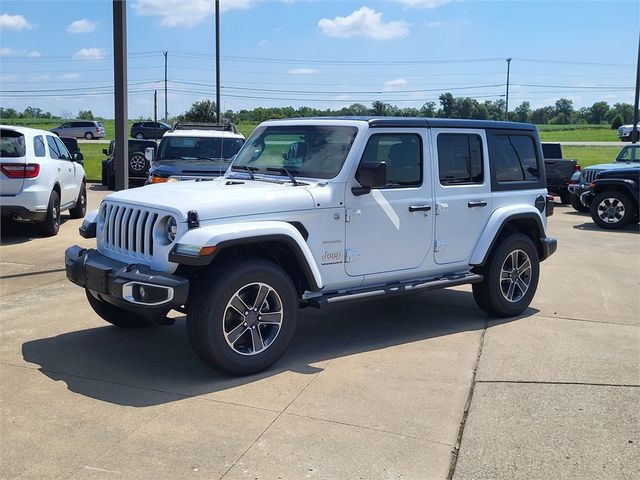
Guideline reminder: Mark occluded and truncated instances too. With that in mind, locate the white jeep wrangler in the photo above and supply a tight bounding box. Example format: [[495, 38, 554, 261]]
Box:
[[66, 117, 556, 375]]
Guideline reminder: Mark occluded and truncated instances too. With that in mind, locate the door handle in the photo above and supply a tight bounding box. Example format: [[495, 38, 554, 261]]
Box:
[[468, 201, 487, 208], [409, 205, 432, 212]]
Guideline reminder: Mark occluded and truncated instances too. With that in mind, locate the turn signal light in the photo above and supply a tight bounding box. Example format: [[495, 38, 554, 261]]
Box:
[[1, 163, 40, 178], [149, 175, 168, 184]]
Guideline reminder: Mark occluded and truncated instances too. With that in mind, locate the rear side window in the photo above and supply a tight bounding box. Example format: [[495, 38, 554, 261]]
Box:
[[492, 135, 539, 182], [0, 129, 26, 157], [33, 135, 46, 157], [360, 133, 422, 188], [47, 135, 61, 159], [437, 134, 484, 185]]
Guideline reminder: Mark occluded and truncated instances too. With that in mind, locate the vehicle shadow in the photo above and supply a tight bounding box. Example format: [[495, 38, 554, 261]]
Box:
[[22, 289, 534, 407], [0, 217, 72, 246], [573, 222, 639, 234]]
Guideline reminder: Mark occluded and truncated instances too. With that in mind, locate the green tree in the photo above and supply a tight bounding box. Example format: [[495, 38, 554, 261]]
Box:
[[607, 103, 634, 124], [611, 114, 624, 130], [180, 99, 218, 122], [77, 110, 94, 120], [554, 98, 574, 120], [371, 100, 390, 116], [588, 101, 609, 124], [438, 93, 456, 118], [513, 102, 531, 123], [421, 101, 437, 117], [0, 107, 18, 118]]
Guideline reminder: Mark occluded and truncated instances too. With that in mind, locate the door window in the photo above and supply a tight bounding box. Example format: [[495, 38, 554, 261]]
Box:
[[33, 135, 46, 157], [360, 133, 422, 187], [437, 134, 484, 185], [53, 136, 71, 159], [46, 136, 61, 159]]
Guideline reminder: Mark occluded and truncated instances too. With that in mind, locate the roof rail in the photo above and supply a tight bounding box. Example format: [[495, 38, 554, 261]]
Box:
[[170, 122, 237, 133]]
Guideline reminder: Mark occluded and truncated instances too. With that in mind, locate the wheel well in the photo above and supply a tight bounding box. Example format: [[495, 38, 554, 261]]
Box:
[[52, 183, 61, 197], [488, 216, 544, 264], [593, 185, 634, 199], [209, 241, 312, 295]]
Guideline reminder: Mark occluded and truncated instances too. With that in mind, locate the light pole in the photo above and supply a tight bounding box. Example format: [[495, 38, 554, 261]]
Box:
[[505, 57, 512, 121], [215, 0, 221, 123], [113, 0, 128, 191], [631, 31, 639, 144], [163, 51, 168, 122]]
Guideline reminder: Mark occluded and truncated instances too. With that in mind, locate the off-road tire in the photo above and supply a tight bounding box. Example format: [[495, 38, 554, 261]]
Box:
[[590, 190, 635, 230], [68, 182, 86, 219], [85, 290, 151, 328], [473, 233, 540, 318], [107, 171, 115, 190], [570, 193, 589, 213], [128, 152, 148, 176], [187, 258, 298, 376], [135, 132, 144, 139], [37, 190, 61, 236], [559, 190, 571, 205]]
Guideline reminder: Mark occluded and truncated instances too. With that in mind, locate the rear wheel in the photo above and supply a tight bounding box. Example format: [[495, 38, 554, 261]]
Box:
[[559, 190, 571, 205], [128, 153, 148, 176], [84, 132, 94, 140], [135, 132, 144, 139], [107, 171, 115, 190], [570, 193, 589, 213], [86, 290, 151, 328], [590, 190, 634, 230], [68, 182, 86, 219], [187, 258, 298, 375], [473, 234, 540, 318], [37, 190, 60, 236]]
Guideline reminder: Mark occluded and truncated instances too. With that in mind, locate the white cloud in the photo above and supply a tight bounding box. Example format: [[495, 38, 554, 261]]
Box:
[[66, 19, 97, 33], [318, 7, 409, 40], [133, 0, 252, 28], [288, 68, 319, 75], [0, 14, 32, 30], [383, 78, 408, 91], [0, 47, 41, 57], [72, 47, 106, 60], [396, 0, 452, 8], [59, 73, 81, 80]]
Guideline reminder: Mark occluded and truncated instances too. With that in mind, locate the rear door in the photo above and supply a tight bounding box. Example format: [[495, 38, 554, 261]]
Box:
[[0, 128, 28, 195], [432, 129, 492, 265]]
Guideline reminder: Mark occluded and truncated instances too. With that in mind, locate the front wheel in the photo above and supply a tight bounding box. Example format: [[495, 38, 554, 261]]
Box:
[[37, 190, 60, 236], [187, 258, 298, 376], [85, 290, 151, 328], [473, 234, 540, 318], [559, 190, 571, 205], [570, 194, 589, 213], [590, 190, 635, 230]]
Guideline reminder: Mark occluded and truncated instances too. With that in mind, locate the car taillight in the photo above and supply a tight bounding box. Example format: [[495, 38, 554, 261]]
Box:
[[1, 163, 40, 178], [574, 164, 581, 171]]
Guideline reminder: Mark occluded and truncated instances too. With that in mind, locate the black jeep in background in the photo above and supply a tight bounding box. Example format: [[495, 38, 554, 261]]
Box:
[[581, 168, 639, 230], [101, 138, 156, 190], [130, 121, 171, 140]]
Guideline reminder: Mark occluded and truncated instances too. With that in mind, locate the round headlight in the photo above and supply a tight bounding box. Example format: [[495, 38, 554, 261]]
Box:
[[165, 216, 177, 243]]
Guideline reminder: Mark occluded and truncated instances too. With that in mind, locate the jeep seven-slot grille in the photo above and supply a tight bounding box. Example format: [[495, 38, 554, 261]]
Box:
[[582, 169, 598, 184], [102, 203, 158, 257]]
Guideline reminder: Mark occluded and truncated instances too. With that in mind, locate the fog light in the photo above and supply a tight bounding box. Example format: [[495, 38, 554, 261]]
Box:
[[122, 282, 174, 305]]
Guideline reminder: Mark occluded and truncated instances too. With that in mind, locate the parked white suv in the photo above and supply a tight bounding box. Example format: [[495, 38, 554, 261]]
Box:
[[66, 117, 556, 375], [1, 125, 87, 236]]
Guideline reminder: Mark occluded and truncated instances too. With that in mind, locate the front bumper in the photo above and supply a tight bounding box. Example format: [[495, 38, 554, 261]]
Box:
[[540, 237, 558, 261], [65, 245, 189, 313]]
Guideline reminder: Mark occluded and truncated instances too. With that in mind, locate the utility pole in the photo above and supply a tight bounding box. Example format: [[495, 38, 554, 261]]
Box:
[[113, 0, 128, 191], [163, 51, 168, 122], [505, 57, 512, 121], [215, 0, 221, 123], [631, 30, 640, 144], [153, 90, 158, 145]]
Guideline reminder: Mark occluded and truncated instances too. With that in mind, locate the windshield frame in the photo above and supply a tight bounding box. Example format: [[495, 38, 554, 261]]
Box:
[[231, 125, 359, 181]]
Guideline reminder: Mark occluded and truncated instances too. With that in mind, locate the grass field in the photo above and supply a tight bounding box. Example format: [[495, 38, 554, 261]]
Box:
[[537, 125, 620, 142], [562, 146, 621, 168]]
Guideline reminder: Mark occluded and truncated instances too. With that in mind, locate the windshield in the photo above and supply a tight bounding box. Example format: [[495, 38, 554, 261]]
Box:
[[232, 125, 358, 179], [617, 145, 640, 162], [0, 129, 26, 157], [157, 136, 244, 160]]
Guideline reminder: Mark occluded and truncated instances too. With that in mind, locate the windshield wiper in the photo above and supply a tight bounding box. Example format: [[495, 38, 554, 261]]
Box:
[[267, 167, 299, 186], [231, 165, 259, 179]]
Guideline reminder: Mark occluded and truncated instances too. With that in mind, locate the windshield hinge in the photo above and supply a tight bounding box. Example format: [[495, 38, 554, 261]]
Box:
[[345, 209, 361, 222]]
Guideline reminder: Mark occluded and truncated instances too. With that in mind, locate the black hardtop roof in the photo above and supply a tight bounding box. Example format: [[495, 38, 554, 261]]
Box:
[[268, 116, 537, 132]]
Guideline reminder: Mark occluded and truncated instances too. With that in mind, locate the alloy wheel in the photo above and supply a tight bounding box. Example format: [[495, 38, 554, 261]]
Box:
[[500, 249, 532, 303], [596, 197, 625, 224]]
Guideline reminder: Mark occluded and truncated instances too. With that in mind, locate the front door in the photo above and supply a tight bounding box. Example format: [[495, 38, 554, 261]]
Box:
[[345, 130, 433, 276], [431, 129, 492, 264]]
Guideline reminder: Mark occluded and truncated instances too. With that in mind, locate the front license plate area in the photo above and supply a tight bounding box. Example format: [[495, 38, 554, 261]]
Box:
[[85, 264, 110, 294]]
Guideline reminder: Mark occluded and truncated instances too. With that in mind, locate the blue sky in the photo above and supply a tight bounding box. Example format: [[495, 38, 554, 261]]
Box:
[[0, 0, 638, 119]]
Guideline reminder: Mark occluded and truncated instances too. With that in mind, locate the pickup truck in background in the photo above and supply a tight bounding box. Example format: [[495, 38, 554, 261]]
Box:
[[542, 142, 580, 204]]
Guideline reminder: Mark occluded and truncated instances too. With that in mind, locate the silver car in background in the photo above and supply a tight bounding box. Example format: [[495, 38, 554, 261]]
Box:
[[51, 120, 106, 140]]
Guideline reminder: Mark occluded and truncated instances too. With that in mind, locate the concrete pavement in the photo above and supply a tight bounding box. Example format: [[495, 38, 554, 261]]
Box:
[[1, 187, 638, 479]]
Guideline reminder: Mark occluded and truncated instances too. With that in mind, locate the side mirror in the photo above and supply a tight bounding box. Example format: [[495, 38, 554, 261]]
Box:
[[72, 152, 84, 164], [145, 147, 155, 162], [102, 148, 109, 155], [353, 161, 387, 195]]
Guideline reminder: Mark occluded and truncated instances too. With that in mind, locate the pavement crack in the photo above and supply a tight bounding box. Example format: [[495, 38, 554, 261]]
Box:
[[447, 315, 488, 480], [532, 313, 639, 327], [476, 380, 640, 388], [0, 267, 66, 279]]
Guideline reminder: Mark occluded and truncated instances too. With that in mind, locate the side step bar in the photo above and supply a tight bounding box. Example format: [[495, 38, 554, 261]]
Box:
[[307, 272, 483, 307]]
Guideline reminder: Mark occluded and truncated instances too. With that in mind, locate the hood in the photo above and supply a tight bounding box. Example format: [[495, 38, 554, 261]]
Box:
[[596, 168, 640, 180], [585, 162, 640, 172], [105, 177, 317, 221]]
